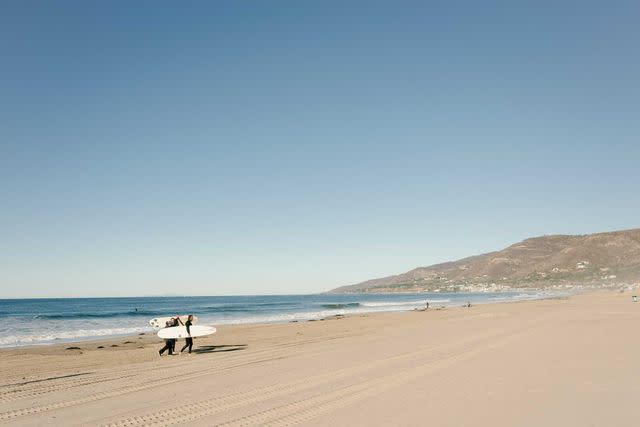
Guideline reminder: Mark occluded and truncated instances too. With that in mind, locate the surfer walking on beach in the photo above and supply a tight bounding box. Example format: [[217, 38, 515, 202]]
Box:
[[169, 316, 181, 354], [180, 314, 195, 355], [158, 320, 174, 356]]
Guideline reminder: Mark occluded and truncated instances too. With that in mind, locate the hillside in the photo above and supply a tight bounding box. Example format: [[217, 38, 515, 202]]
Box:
[[329, 228, 640, 293]]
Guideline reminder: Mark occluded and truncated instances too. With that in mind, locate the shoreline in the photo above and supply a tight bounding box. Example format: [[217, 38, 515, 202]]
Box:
[[0, 289, 568, 352], [0, 290, 572, 351], [0, 292, 574, 375], [0, 290, 585, 372], [2, 288, 639, 425]]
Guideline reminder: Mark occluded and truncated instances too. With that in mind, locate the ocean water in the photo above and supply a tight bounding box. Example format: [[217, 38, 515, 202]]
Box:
[[0, 292, 556, 347]]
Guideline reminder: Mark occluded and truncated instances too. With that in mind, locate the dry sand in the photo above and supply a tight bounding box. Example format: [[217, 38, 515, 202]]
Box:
[[1, 291, 639, 426]]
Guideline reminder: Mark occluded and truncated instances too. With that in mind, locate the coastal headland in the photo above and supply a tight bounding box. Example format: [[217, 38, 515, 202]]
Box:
[[1, 290, 639, 426], [330, 228, 640, 294]]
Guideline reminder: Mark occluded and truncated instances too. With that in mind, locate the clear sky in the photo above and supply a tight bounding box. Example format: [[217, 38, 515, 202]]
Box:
[[1, 1, 639, 298]]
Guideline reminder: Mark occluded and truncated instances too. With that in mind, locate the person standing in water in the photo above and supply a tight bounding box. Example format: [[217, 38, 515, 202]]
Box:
[[180, 315, 195, 355]]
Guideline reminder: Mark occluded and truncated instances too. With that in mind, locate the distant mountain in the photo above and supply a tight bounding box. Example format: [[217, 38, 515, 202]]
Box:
[[329, 228, 640, 293]]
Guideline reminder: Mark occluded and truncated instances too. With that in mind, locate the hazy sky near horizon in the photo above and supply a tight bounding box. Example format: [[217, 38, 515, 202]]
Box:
[[1, 1, 639, 298]]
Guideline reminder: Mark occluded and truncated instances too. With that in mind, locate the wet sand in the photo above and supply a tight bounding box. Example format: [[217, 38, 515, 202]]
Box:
[[1, 291, 639, 426]]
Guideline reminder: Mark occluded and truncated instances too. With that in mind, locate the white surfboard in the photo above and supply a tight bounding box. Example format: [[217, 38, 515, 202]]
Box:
[[157, 325, 216, 339], [149, 315, 198, 328]]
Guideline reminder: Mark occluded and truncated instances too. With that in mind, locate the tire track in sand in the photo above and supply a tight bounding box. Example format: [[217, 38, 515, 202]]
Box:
[[1, 333, 350, 405], [104, 318, 547, 427], [0, 335, 353, 420]]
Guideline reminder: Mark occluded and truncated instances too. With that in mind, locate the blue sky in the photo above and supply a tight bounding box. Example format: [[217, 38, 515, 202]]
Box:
[[1, 1, 639, 298]]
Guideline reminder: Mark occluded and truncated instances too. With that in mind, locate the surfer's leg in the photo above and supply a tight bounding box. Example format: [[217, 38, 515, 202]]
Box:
[[159, 341, 170, 355], [181, 338, 193, 353]]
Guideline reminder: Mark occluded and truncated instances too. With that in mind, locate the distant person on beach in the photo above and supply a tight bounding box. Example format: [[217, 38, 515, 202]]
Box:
[[426, 301, 429, 310], [158, 320, 174, 356], [180, 314, 195, 355]]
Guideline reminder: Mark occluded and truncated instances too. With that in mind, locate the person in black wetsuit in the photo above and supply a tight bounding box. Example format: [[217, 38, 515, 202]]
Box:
[[180, 314, 195, 355], [158, 320, 174, 356], [169, 316, 181, 354]]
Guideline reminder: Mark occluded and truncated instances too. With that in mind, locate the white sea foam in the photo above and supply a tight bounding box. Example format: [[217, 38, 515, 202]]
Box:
[[0, 292, 560, 348], [360, 299, 450, 307], [0, 326, 151, 347], [202, 301, 448, 325], [488, 292, 557, 302]]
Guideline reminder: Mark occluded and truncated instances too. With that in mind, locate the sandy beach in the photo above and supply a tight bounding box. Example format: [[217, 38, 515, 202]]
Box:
[[1, 291, 639, 426]]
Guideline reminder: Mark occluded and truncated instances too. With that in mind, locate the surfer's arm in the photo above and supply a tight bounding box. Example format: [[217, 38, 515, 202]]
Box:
[[186, 322, 191, 336], [176, 317, 184, 326]]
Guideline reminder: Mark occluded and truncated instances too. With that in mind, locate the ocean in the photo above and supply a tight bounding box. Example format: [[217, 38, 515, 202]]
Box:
[[0, 291, 556, 347]]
